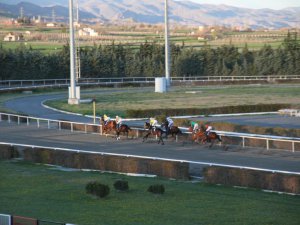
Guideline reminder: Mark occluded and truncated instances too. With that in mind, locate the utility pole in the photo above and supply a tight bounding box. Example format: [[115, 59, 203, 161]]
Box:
[[68, 0, 80, 104], [164, 0, 171, 88]]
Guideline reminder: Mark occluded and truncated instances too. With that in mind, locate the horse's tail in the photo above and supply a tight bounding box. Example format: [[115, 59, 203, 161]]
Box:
[[216, 133, 222, 142]]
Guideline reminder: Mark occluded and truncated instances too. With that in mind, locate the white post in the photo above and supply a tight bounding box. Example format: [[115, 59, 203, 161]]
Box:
[[164, 0, 171, 88], [68, 0, 79, 105]]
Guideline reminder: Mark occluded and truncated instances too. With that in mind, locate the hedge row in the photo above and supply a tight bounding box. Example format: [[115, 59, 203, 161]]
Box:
[[126, 104, 291, 118], [4, 146, 189, 180], [203, 166, 300, 194]]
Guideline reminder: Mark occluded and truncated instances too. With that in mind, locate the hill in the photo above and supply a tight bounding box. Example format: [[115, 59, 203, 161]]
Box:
[[0, 0, 299, 28]]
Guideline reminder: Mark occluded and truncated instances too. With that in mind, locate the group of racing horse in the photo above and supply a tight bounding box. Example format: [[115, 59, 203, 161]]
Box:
[[100, 116, 222, 147]]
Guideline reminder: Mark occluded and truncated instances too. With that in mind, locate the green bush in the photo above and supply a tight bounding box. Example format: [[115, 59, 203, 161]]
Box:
[[86, 181, 110, 198], [147, 184, 165, 194], [113, 180, 129, 191]]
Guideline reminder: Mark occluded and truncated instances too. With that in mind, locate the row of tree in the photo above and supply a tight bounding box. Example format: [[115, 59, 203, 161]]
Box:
[[0, 32, 299, 80]]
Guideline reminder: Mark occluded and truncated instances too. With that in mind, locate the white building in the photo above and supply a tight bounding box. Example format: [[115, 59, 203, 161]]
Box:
[[3, 32, 24, 42], [78, 27, 98, 37]]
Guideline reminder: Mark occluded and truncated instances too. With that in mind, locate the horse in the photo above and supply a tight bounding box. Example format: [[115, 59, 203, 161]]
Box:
[[100, 117, 131, 140], [100, 117, 116, 134], [143, 122, 165, 145], [192, 127, 222, 148], [115, 124, 131, 140], [161, 121, 182, 140]]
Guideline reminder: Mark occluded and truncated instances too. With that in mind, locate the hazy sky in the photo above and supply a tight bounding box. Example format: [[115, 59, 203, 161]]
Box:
[[188, 0, 300, 10]]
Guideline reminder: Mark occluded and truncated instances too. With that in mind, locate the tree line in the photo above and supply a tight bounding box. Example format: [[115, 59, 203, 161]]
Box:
[[0, 32, 299, 80]]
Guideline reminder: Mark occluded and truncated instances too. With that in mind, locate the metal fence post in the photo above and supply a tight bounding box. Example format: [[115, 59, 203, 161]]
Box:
[[266, 139, 269, 150], [71, 123, 73, 132], [27, 117, 29, 126], [292, 142, 295, 153], [8, 115, 11, 123], [48, 120, 50, 129], [37, 119, 40, 128], [242, 137, 245, 148], [18, 116, 20, 125]]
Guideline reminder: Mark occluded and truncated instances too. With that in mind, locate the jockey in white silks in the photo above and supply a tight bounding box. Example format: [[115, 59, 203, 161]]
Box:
[[115, 115, 122, 129]]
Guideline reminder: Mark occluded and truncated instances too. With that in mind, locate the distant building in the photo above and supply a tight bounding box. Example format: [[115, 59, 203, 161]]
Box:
[[78, 27, 98, 37], [46, 23, 56, 27], [3, 32, 24, 42]]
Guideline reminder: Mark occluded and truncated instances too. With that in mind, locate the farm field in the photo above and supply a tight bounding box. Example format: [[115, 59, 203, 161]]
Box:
[[0, 160, 299, 225], [1, 27, 297, 52], [45, 84, 300, 117]]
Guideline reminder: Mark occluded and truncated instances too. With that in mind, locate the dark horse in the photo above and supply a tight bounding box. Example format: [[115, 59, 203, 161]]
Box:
[[143, 122, 165, 145], [161, 121, 182, 140], [100, 117, 131, 140], [192, 127, 222, 148]]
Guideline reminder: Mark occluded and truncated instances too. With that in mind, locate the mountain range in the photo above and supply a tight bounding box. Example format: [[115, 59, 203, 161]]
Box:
[[0, 0, 299, 28]]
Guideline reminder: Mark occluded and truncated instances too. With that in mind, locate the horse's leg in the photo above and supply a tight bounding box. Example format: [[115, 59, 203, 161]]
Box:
[[209, 139, 214, 148], [159, 135, 164, 145], [143, 132, 150, 142]]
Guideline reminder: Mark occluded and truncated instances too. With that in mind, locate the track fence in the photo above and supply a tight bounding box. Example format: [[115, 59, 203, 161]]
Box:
[[1, 75, 300, 90], [1, 112, 300, 152]]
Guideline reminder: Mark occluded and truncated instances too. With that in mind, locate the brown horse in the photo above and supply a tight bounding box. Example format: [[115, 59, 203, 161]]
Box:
[[161, 121, 182, 140], [100, 117, 131, 140], [115, 124, 131, 140], [192, 127, 222, 148], [143, 122, 165, 145]]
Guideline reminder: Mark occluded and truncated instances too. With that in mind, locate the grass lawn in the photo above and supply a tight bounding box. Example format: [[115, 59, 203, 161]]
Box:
[[45, 84, 300, 117], [0, 160, 299, 225]]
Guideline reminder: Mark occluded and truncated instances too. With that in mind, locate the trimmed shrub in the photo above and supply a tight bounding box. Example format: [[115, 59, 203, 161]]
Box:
[[86, 181, 110, 198], [126, 104, 291, 118], [147, 184, 165, 194], [113, 180, 129, 191]]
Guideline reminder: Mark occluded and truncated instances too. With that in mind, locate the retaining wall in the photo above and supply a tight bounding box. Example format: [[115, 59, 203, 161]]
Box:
[[0, 144, 189, 180], [203, 166, 300, 194]]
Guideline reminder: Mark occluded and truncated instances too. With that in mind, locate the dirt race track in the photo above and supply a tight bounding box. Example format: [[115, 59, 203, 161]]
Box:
[[1, 122, 300, 177]]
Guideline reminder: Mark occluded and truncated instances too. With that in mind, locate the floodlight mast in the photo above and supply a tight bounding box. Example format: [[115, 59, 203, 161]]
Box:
[[164, 0, 171, 87], [68, 0, 79, 104]]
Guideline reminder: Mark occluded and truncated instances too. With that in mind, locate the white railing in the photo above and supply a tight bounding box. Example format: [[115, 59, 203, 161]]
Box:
[[1, 75, 300, 89], [1, 112, 299, 152]]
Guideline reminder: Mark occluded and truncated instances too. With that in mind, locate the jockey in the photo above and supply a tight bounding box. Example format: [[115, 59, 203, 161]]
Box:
[[166, 116, 174, 133], [115, 115, 122, 129], [205, 124, 213, 136], [166, 117, 174, 128], [190, 121, 199, 133], [149, 117, 158, 131], [103, 114, 110, 126]]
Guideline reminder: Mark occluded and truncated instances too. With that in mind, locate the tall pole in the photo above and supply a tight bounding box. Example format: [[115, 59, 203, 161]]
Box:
[[164, 0, 171, 87], [68, 0, 79, 104]]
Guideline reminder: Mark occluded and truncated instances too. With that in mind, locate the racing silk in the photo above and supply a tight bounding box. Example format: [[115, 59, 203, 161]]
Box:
[[116, 117, 122, 124], [150, 118, 158, 127], [166, 117, 174, 128], [191, 121, 199, 132], [206, 125, 213, 134], [103, 115, 110, 125]]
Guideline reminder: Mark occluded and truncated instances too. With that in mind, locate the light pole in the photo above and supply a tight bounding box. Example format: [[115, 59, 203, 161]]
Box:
[[164, 0, 171, 88], [68, 0, 80, 104]]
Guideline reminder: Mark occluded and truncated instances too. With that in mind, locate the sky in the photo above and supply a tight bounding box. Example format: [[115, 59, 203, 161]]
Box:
[[188, 0, 300, 10]]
